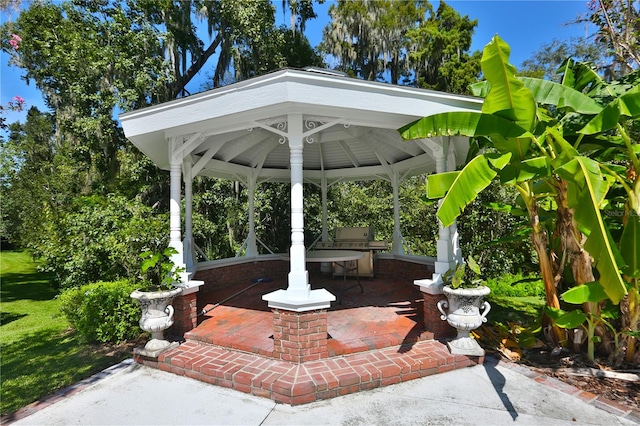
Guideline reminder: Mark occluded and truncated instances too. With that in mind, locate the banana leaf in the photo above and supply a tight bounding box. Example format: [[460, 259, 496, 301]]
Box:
[[545, 306, 587, 329], [481, 36, 537, 132], [428, 152, 511, 227], [557, 59, 603, 96], [470, 81, 490, 98], [426, 171, 458, 199], [555, 157, 627, 303], [520, 77, 602, 114], [620, 214, 640, 279], [561, 281, 608, 304], [470, 77, 602, 115], [398, 111, 527, 141], [500, 156, 550, 184], [579, 85, 640, 134]]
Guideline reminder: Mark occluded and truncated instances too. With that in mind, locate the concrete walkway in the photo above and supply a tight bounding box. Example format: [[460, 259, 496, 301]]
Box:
[[4, 356, 638, 425]]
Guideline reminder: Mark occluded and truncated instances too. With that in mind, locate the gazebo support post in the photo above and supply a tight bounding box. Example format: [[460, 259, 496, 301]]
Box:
[[183, 159, 195, 272], [169, 139, 185, 272], [263, 114, 335, 363], [165, 139, 204, 340], [245, 173, 258, 257], [320, 175, 332, 274], [391, 171, 404, 255], [415, 137, 459, 339]]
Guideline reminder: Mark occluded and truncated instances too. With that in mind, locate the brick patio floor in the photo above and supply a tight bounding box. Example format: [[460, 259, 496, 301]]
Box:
[[135, 271, 484, 405]]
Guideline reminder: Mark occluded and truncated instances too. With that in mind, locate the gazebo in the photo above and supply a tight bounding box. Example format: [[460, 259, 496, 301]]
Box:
[[120, 68, 484, 393]]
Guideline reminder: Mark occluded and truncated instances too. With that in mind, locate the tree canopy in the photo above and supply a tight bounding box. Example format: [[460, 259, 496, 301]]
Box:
[[320, 0, 481, 93], [0, 0, 325, 285], [0, 0, 574, 293]]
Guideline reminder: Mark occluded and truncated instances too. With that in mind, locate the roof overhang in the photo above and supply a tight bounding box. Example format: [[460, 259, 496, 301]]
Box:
[[120, 68, 482, 183]]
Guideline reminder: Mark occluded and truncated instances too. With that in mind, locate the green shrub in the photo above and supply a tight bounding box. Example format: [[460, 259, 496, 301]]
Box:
[[485, 273, 545, 298], [59, 280, 141, 344], [35, 194, 168, 289]]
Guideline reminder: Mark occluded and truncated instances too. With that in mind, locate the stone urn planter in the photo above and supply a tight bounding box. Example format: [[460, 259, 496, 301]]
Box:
[[130, 287, 182, 357], [437, 285, 491, 356]]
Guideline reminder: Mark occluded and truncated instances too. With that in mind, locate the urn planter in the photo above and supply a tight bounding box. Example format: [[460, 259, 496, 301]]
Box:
[[437, 285, 491, 356], [130, 287, 183, 357]]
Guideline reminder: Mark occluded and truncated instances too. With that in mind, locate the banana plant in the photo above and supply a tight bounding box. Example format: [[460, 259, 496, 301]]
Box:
[[399, 36, 632, 346], [546, 281, 620, 362], [568, 63, 640, 363]]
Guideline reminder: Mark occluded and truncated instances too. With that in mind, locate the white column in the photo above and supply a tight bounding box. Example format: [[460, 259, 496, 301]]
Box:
[[321, 175, 328, 242], [246, 174, 258, 257], [169, 139, 185, 270], [262, 114, 335, 311], [433, 137, 457, 275], [447, 142, 463, 265], [415, 137, 459, 294], [287, 114, 310, 299], [183, 159, 195, 271], [320, 175, 332, 274], [391, 171, 404, 255]]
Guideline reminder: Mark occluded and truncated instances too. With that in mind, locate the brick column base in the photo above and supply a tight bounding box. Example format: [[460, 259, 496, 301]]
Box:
[[272, 309, 329, 363], [422, 292, 456, 340], [170, 292, 198, 338]]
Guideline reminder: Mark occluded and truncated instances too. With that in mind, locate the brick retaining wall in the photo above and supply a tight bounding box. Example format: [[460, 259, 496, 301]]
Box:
[[375, 257, 434, 281], [178, 257, 436, 339], [193, 260, 288, 312]]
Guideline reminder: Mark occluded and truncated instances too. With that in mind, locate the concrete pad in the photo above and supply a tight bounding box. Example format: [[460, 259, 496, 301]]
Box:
[[264, 362, 636, 425], [12, 358, 637, 426], [14, 363, 276, 426]]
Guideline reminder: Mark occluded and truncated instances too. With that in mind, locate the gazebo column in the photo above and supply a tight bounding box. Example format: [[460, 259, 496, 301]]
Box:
[[167, 139, 204, 338], [263, 114, 335, 363], [415, 137, 459, 339], [183, 159, 195, 272], [391, 171, 404, 255], [169, 142, 185, 270], [320, 175, 332, 274], [321, 176, 329, 242], [245, 174, 258, 257], [433, 138, 462, 273]]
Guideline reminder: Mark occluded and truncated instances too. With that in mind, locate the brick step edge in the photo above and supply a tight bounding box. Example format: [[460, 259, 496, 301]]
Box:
[[135, 339, 482, 406]]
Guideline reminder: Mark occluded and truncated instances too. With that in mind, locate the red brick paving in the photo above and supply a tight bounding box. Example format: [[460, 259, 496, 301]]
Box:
[[135, 339, 482, 406], [3, 268, 639, 421], [134, 272, 483, 405], [187, 273, 434, 358]]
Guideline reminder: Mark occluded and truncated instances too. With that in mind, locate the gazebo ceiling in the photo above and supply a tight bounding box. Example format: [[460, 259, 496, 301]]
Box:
[[120, 68, 483, 183]]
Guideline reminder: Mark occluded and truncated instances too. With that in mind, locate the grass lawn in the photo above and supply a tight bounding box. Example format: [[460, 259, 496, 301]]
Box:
[[0, 251, 133, 416]]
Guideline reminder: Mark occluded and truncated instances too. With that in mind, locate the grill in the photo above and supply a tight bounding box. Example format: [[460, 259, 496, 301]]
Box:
[[316, 227, 388, 278]]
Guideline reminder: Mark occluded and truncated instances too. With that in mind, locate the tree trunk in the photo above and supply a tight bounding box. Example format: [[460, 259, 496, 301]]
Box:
[[555, 179, 612, 356], [528, 199, 565, 345], [556, 179, 595, 286]]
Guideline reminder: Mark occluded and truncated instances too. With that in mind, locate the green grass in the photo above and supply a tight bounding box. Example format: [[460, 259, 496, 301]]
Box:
[[0, 251, 132, 416], [484, 272, 545, 324], [487, 295, 545, 324]]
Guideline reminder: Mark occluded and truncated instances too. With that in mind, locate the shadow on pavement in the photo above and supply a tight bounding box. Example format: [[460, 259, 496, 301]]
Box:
[[484, 355, 518, 420]]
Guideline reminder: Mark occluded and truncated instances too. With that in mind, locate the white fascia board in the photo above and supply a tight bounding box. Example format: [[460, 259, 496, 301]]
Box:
[[121, 82, 291, 139], [282, 80, 480, 120], [120, 70, 482, 140], [119, 69, 294, 122], [281, 70, 482, 110]]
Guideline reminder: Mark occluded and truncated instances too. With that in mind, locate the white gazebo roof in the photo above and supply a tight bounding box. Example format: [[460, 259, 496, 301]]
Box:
[[120, 67, 482, 311], [120, 68, 482, 183]]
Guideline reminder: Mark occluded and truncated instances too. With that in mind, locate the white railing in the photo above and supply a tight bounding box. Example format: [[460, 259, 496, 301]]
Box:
[[235, 235, 276, 257], [307, 234, 324, 251], [193, 242, 210, 262]]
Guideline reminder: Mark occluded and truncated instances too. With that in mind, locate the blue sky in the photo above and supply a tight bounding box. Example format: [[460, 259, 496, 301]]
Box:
[[1, 0, 595, 128]]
